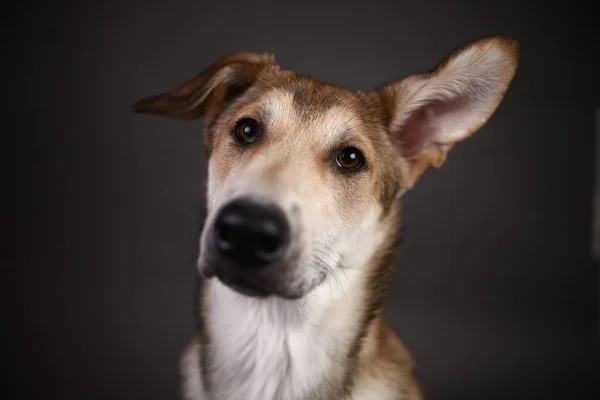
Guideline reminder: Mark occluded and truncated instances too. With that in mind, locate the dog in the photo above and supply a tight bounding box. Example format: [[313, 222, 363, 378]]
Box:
[[132, 36, 519, 400]]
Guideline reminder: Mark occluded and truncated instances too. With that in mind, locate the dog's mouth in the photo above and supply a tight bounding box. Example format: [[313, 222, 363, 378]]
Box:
[[199, 247, 289, 298], [197, 233, 332, 300], [216, 272, 271, 298]]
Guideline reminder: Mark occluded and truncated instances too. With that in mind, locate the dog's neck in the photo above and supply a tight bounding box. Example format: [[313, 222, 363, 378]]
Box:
[[202, 278, 362, 400], [197, 214, 401, 400]]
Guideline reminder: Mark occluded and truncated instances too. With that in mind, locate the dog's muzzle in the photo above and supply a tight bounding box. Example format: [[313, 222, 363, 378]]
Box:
[[203, 196, 293, 297]]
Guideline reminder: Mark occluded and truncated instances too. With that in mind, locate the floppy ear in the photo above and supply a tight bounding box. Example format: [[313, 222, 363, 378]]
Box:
[[131, 52, 278, 120], [377, 36, 520, 188]]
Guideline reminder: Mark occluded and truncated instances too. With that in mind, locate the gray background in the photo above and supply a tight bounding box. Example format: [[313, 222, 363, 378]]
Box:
[[594, 107, 600, 258], [2, 0, 597, 399]]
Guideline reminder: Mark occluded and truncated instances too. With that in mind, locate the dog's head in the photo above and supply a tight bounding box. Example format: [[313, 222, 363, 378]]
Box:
[[133, 37, 519, 299]]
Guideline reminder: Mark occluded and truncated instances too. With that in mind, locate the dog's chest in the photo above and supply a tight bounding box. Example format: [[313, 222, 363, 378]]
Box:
[[208, 321, 327, 399], [204, 283, 353, 400]]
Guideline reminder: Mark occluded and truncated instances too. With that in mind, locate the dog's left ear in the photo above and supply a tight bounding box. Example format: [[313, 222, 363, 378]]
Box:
[[131, 52, 277, 120], [377, 36, 520, 188]]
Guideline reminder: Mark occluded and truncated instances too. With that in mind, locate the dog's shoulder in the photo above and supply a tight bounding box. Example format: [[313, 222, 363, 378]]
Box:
[[351, 314, 423, 400]]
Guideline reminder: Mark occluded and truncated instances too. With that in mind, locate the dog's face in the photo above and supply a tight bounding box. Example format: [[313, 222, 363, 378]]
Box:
[[198, 79, 404, 299], [133, 37, 519, 299]]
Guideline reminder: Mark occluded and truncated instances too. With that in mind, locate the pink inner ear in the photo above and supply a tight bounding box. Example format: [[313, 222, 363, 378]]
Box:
[[395, 96, 471, 160], [396, 106, 432, 160]]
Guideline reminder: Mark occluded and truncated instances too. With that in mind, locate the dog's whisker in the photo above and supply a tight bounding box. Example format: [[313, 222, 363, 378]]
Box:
[[326, 269, 334, 308], [337, 266, 350, 283], [331, 268, 348, 306]]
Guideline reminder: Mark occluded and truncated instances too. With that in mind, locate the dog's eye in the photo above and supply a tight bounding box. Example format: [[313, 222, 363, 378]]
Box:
[[336, 146, 365, 171], [235, 118, 261, 143]]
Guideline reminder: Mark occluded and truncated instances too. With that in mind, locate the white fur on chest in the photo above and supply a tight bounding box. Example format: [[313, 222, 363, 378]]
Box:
[[202, 279, 361, 400]]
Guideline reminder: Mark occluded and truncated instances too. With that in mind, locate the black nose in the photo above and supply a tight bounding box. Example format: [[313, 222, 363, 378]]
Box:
[[213, 198, 290, 269]]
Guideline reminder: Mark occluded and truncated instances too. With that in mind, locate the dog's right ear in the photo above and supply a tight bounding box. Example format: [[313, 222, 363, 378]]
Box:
[[131, 52, 277, 120]]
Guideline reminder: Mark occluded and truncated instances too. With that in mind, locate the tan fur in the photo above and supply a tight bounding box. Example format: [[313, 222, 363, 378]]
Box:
[[133, 36, 520, 400]]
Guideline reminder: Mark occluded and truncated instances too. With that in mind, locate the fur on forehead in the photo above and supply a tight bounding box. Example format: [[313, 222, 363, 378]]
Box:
[[206, 75, 408, 210], [206, 71, 408, 155]]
